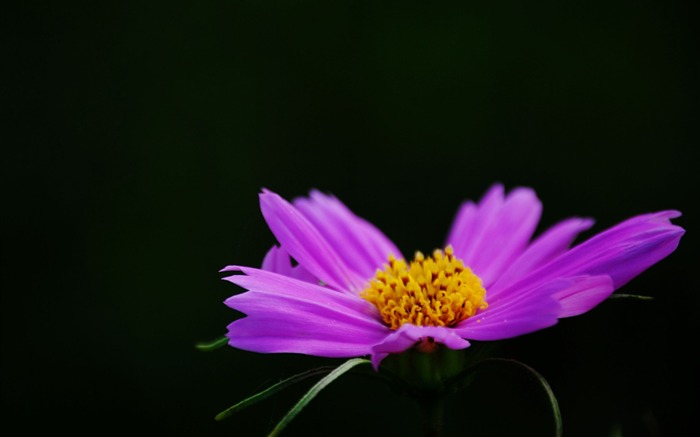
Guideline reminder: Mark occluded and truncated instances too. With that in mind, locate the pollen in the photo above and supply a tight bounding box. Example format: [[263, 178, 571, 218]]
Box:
[[361, 246, 488, 330]]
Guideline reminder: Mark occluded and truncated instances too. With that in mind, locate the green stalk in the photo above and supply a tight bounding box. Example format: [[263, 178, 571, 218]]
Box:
[[267, 358, 370, 437], [419, 395, 445, 437]]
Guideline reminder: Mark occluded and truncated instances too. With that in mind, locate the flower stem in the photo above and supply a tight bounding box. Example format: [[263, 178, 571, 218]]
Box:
[[419, 395, 445, 437]]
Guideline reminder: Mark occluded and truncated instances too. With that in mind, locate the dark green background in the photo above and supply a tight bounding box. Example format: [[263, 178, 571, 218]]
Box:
[[4, 1, 697, 435]]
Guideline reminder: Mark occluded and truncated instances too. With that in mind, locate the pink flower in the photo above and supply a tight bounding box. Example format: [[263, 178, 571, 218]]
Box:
[[221, 185, 683, 369]]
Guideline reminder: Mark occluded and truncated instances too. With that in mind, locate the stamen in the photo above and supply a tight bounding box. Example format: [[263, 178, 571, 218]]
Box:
[[361, 246, 488, 330]]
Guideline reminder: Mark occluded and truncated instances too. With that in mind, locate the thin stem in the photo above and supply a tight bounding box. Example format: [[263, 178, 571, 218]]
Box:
[[267, 358, 370, 437], [195, 335, 228, 351], [214, 366, 337, 421], [419, 395, 445, 437]]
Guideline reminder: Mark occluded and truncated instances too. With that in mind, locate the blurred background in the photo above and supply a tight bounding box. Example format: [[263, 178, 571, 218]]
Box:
[[3, 0, 697, 435]]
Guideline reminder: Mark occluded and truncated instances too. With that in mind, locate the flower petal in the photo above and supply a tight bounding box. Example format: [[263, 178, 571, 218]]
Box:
[[455, 280, 563, 340], [258, 189, 366, 293], [293, 190, 402, 280], [261, 244, 293, 276], [370, 325, 470, 369], [446, 184, 542, 287], [551, 275, 615, 318], [223, 267, 389, 357], [446, 184, 502, 263], [493, 217, 595, 290], [492, 211, 684, 301], [261, 245, 318, 283]]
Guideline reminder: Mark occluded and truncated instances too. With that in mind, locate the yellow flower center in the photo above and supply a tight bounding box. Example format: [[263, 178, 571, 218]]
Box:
[[361, 246, 488, 330]]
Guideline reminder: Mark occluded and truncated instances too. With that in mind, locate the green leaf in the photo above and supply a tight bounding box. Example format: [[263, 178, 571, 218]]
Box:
[[267, 358, 371, 437], [215, 365, 338, 421], [195, 336, 228, 351], [607, 294, 654, 301], [478, 358, 563, 437]]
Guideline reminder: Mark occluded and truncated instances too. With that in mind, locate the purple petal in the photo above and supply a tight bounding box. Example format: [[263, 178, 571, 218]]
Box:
[[492, 211, 684, 300], [446, 184, 503, 263], [258, 189, 366, 293], [223, 267, 389, 357], [455, 280, 563, 340], [444, 200, 478, 260], [493, 217, 595, 290], [552, 275, 615, 318], [261, 245, 293, 276], [370, 325, 471, 369], [293, 190, 402, 280], [261, 245, 318, 284], [224, 266, 379, 317], [446, 184, 542, 287]]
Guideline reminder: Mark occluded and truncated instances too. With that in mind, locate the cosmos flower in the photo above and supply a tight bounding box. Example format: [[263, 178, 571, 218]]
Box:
[[220, 185, 683, 369]]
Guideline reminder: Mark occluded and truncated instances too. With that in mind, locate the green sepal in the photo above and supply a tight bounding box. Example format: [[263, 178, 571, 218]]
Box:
[[380, 346, 466, 394], [379, 342, 500, 396], [195, 336, 228, 351]]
